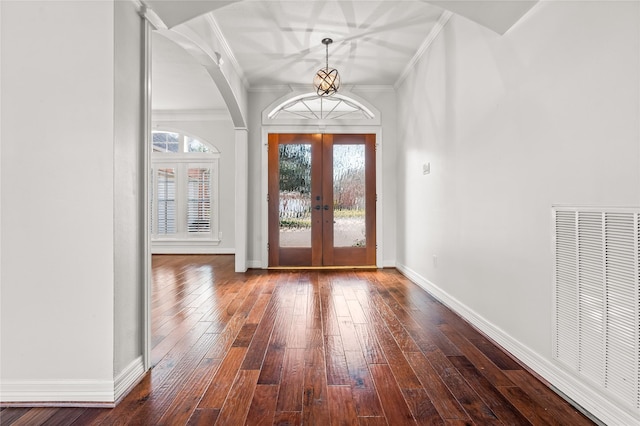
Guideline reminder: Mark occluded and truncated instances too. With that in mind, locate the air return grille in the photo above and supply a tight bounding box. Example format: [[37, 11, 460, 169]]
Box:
[[554, 208, 640, 410]]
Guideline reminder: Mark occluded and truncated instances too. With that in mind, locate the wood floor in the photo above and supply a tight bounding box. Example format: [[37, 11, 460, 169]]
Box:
[[1, 255, 595, 425]]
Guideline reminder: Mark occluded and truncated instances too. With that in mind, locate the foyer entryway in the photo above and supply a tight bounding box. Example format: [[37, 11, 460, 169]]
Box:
[[268, 133, 376, 267]]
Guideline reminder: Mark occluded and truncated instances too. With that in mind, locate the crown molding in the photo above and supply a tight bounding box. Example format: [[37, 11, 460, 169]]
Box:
[[395, 10, 453, 89]]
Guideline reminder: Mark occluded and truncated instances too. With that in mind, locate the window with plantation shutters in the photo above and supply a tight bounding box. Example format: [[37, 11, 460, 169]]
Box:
[[150, 131, 220, 251], [187, 167, 211, 234], [156, 168, 176, 235]]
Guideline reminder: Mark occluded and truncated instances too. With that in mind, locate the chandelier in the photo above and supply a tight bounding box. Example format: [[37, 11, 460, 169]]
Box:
[[313, 38, 340, 97]]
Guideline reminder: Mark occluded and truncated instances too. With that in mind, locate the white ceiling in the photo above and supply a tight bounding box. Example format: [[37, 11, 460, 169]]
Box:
[[210, 0, 444, 87], [149, 0, 538, 112]]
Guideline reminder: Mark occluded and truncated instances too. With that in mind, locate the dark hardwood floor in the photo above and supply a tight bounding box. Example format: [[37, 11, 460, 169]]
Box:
[[1, 255, 595, 425]]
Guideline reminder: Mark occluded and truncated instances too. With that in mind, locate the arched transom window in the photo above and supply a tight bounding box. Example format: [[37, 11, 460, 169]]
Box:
[[267, 93, 375, 121], [152, 130, 215, 153]]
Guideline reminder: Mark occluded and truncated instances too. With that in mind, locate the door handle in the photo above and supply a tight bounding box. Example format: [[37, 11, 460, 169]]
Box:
[[324, 205, 329, 211], [314, 205, 321, 210]]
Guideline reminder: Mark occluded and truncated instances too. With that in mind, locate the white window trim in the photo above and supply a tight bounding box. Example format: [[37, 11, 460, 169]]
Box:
[[150, 131, 221, 253]]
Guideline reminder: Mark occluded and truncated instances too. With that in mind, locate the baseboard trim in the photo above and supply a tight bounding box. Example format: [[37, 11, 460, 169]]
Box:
[[114, 356, 146, 403], [395, 262, 638, 426], [246, 260, 263, 269], [0, 379, 115, 404], [151, 246, 234, 255], [0, 357, 146, 406]]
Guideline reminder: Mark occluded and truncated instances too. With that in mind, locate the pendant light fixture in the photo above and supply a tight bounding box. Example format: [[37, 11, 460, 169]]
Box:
[[313, 38, 340, 97]]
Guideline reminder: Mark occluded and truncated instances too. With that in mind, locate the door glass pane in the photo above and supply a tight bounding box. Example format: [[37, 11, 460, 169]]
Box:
[[187, 168, 211, 233], [279, 144, 312, 247], [157, 168, 176, 235], [333, 144, 365, 247]]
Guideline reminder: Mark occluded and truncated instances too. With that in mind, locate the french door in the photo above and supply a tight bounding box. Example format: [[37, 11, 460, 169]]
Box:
[[268, 133, 376, 267]]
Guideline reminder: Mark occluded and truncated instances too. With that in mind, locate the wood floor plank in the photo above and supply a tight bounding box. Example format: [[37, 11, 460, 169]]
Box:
[[245, 384, 279, 425], [344, 349, 375, 389], [369, 364, 416, 425], [504, 370, 595, 425], [425, 349, 502, 425], [216, 369, 260, 425], [352, 387, 384, 418], [354, 322, 386, 364], [325, 334, 350, 386], [156, 356, 222, 425], [302, 364, 331, 425], [404, 351, 470, 421], [276, 348, 305, 412], [358, 416, 388, 426], [42, 408, 89, 426], [272, 411, 302, 426], [125, 331, 221, 425], [438, 323, 514, 387], [257, 307, 291, 384], [499, 385, 566, 425], [5, 256, 595, 426], [198, 346, 248, 408], [402, 388, 445, 425], [8, 408, 57, 426], [258, 346, 285, 385], [373, 316, 422, 389], [246, 293, 272, 325], [466, 335, 523, 371], [346, 299, 368, 324], [328, 386, 359, 426], [448, 355, 531, 426], [186, 408, 220, 425], [242, 303, 277, 370], [0, 407, 32, 425], [370, 291, 421, 353], [205, 313, 247, 359], [232, 322, 259, 347]]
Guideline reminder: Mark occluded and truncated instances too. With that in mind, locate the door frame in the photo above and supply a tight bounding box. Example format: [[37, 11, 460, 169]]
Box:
[[261, 125, 383, 269]]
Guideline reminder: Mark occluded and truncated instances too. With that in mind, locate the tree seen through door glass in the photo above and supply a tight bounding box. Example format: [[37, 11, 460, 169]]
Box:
[[333, 144, 366, 247], [278, 144, 312, 247]]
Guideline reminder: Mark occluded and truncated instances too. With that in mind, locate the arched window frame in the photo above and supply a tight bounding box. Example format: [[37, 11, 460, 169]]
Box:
[[150, 130, 221, 252], [262, 90, 381, 126]]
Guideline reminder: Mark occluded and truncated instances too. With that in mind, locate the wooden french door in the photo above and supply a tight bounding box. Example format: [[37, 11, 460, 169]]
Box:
[[268, 133, 376, 267]]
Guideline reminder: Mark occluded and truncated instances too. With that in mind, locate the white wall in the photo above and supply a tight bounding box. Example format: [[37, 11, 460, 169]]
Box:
[[396, 1, 640, 423], [352, 88, 397, 267], [152, 117, 237, 251], [247, 88, 292, 264], [114, 1, 145, 379], [246, 87, 397, 267], [1, 0, 146, 402]]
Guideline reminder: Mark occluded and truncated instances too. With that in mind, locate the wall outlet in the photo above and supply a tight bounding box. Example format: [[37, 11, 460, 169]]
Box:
[[432, 255, 438, 267], [423, 162, 431, 175]]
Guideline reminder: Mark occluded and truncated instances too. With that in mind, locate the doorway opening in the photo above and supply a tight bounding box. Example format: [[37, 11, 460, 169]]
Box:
[[268, 133, 376, 267]]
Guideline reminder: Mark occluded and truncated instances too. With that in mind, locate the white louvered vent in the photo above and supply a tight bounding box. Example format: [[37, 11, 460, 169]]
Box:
[[554, 207, 640, 412]]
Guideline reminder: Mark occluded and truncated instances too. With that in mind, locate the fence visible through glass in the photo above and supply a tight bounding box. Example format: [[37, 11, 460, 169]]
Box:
[[333, 144, 366, 247], [279, 144, 312, 247]]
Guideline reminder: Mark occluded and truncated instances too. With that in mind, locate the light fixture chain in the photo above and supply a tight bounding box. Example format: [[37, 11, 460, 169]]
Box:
[[325, 42, 329, 70]]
